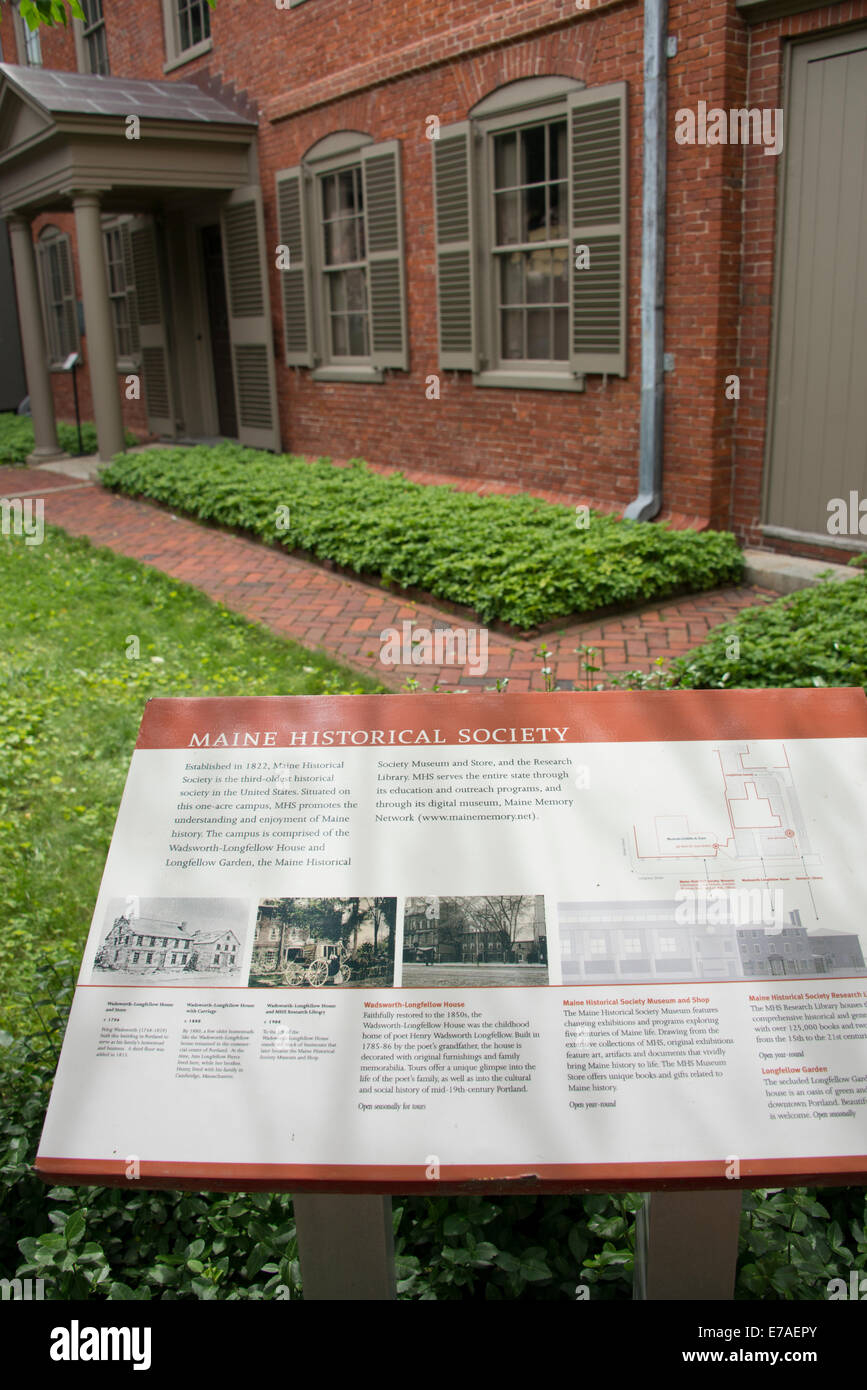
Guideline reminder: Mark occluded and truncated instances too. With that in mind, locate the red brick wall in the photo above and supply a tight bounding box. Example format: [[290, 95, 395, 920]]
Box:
[[4, 0, 864, 559]]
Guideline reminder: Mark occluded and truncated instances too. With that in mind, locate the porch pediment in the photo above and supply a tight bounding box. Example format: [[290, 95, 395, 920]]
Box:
[[0, 63, 257, 217]]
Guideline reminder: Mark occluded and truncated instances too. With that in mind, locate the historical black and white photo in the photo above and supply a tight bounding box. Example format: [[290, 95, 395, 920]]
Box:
[[249, 897, 396, 988], [401, 895, 548, 987], [92, 897, 249, 984]]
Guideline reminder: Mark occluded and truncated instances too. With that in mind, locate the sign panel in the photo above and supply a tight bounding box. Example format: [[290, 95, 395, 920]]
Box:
[[37, 689, 867, 1192]]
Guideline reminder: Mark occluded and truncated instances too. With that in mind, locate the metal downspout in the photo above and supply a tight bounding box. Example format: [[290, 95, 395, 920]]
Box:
[[624, 0, 667, 521]]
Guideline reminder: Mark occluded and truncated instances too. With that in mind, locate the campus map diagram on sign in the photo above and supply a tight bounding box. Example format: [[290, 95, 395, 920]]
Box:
[[627, 741, 820, 882], [37, 688, 867, 1193]]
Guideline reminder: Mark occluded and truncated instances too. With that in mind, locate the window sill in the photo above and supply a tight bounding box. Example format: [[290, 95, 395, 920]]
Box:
[[311, 364, 385, 384], [163, 37, 213, 74], [472, 369, 585, 393]]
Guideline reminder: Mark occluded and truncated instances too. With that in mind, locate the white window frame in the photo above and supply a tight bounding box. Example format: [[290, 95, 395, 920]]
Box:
[[13, 1, 42, 67], [161, 0, 213, 73], [101, 217, 138, 370], [73, 0, 110, 75], [477, 100, 574, 390], [303, 134, 383, 383], [313, 157, 377, 377]]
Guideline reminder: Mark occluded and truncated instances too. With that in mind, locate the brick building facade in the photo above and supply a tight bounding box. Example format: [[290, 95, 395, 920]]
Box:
[[1, 0, 865, 562]]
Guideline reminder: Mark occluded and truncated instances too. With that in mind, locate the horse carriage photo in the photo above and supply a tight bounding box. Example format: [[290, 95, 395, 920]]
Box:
[[280, 941, 353, 987], [248, 897, 397, 989]]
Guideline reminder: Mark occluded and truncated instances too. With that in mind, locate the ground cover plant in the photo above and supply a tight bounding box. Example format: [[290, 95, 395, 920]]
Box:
[[0, 412, 138, 465], [2, 528, 865, 1300], [606, 569, 867, 692], [101, 445, 744, 629]]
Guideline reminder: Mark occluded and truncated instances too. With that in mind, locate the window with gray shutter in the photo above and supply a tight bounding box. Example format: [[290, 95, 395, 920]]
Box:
[[275, 133, 408, 381], [36, 228, 78, 368], [362, 141, 408, 371], [568, 83, 627, 378], [432, 123, 477, 371], [220, 186, 282, 451], [103, 218, 138, 365], [128, 215, 176, 437], [433, 79, 627, 389], [275, 166, 313, 366]]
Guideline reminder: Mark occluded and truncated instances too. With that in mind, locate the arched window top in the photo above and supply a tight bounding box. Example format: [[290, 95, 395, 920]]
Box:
[[38, 223, 63, 241], [302, 130, 374, 164], [469, 75, 585, 120]]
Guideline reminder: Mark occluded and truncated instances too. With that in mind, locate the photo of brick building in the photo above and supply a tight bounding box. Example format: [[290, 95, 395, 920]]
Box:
[[402, 894, 547, 986], [91, 895, 246, 981], [1, 1, 865, 561]]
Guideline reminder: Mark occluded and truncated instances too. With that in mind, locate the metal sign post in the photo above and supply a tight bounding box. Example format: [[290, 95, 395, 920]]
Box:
[[633, 1189, 743, 1300], [293, 1194, 396, 1300], [61, 351, 83, 455]]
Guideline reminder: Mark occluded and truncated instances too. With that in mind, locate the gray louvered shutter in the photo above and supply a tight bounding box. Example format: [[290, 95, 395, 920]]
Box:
[[220, 186, 282, 451], [35, 241, 58, 363], [37, 236, 78, 364], [120, 220, 140, 358], [56, 236, 79, 360], [128, 216, 176, 436], [432, 122, 477, 371], [568, 83, 627, 377], [362, 140, 408, 371], [275, 165, 313, 366]]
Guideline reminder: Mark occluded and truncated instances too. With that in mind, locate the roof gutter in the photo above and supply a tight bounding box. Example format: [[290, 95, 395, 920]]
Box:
[[624, 0, 668, 522]]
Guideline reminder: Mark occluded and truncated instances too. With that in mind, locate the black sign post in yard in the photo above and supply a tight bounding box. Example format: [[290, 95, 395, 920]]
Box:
[[61, 351, 83, 455]]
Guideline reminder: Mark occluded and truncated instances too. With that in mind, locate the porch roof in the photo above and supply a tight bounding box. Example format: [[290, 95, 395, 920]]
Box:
[[0, 63, 257, 218]]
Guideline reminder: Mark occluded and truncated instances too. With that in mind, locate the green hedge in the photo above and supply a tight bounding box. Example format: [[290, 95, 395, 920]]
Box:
[[0, 412, 137, 465], [666, 571, 867, 690], [101, 446, 745, 628]]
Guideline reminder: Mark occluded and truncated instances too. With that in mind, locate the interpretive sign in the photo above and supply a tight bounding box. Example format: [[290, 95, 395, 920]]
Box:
[[37, 688, 867, 1193]]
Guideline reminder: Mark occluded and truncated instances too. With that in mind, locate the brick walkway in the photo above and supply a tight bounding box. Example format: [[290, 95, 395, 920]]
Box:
[[1, 466, 777, 692]]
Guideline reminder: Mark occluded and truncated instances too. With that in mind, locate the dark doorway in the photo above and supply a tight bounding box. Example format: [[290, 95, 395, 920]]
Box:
[[201, 223, 238, 439]]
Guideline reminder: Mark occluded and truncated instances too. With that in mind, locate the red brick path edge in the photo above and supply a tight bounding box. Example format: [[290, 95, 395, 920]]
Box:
[[1, 467, 777, 693]]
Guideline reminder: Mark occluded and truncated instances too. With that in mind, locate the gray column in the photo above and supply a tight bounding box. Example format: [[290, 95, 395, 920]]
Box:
[[293, 1195, 396, 1300], [6, 215, 63, 464], [72, 192, 125, 461]]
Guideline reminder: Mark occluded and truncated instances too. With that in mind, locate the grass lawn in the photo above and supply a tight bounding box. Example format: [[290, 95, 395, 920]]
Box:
[[0, 412, 138, 465], [0, 526, 381, 1029]]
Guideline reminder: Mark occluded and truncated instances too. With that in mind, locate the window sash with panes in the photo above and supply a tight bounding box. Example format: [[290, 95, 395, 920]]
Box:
[[177, 0, 211, 53], [320, 166, 370, 361], [491, 117, 569, 367], [15, 1, 42, 66], [41, 241, 71, 362], [104, 226, 134, 362], [82, 0, 109, 74]]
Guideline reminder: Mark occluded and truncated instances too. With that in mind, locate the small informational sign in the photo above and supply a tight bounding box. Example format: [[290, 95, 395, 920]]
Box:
[[37, 688, 867, 1192]]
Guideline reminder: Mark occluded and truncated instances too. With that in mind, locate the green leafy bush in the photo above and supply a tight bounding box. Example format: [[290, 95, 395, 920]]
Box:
[[101, 446, 744, 628], [0, 412, 137, 464], [608, 572, 867, 692], [669, 572, 867, 689]]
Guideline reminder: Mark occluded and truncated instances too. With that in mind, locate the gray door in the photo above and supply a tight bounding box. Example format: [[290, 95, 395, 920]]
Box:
[[764, 28, 867, 540]]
